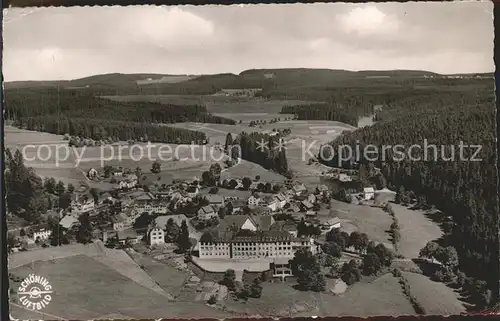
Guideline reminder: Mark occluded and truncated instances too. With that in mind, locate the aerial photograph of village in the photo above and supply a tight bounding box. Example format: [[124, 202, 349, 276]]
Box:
[[3, 2, 498, 320]]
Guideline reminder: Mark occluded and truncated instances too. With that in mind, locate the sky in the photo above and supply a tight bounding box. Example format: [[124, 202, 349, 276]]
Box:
[[3, 2, 494, 81]]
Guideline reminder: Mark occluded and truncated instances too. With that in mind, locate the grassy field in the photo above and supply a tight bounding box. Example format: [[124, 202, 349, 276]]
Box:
[[328, 200, 394, 248], [223, 273, 415, 317], [401, 272, 466, 315], [390, 204, 443, 258], [10, 254, 230, 320], [126, 250, 189, 298]]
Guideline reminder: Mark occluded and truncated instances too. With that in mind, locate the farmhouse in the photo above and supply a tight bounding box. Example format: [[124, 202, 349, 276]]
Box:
[[148, 226, 165, 246], [87, 168, 99, 179], [321, 217, 342, 232], [60, 215, 79, 230], [117, 229, 139, 245], [115, 177, 137, 190], [363, 187, 375, 200], [197, 205, 218, 220], [186, 186, 200, 198], [339, 173, 352, 182], [247, 195, 261, 206], [292, 183, 307, 196], [301, 200, 314, 212], [71, 193, 95, 214], [204, 194, 224, 207]]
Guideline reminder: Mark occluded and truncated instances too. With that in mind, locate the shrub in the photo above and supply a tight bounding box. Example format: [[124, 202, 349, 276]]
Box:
[[207, 294, 217, 305], [392, 268, 403, 277]]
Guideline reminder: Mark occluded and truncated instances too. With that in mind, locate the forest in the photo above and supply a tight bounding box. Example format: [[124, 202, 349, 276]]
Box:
[[233, 132, 290, 176], [17, 115, 207, 144], [318, 89, 497, 295]]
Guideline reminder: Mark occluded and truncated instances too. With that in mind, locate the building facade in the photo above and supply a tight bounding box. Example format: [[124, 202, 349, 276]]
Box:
[[149, 227, 165, 246]]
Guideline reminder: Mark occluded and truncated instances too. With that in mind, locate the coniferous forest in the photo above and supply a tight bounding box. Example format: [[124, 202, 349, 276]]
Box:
[[319, 88, 497, 294]]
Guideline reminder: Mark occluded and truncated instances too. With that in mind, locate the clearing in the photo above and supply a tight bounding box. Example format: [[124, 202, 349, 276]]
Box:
[[401, 272, 466, 315], [390, 204, 443, 258], [328, 200, 393, 248]]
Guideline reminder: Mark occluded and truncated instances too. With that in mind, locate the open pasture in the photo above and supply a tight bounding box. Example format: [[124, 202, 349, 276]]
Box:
[[390, 204, 443, 258], [328, 200, 393, 248], [10, 254, 229, 320], [223, 273, 415, 317], [401, 272, 466, 315]]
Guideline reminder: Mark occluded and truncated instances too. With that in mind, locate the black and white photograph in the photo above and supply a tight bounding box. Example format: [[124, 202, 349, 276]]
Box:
[[3, 2, 497, 319]]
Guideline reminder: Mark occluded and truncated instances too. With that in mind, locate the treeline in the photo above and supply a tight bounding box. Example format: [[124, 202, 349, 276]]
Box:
[[5, 89, 235, 125], [280, 103, 367, 127], [319, 101, 498, 294], [16, 116, 208, 144], [232, 132, 290, 176]]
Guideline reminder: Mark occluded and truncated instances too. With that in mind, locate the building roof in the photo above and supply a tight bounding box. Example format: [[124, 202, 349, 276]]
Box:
[[301, 200, 314, 209], [117, 229, 138, 240], [205, 194, 224, 204], [219, 215, 275, 232], [325, 217, 341, 226], [60, 215, 79, 229], [364, 187, 375, 193], [198, 205, 216, 215]]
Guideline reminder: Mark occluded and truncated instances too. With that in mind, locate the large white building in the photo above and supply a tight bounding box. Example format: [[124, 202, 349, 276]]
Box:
[[71, 193, 95, 215], [198, 215, 318, 260]]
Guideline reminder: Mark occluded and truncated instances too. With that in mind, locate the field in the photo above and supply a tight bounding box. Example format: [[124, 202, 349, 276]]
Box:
[[401, 272, 466, 315], [390, 204, 443, 258], [223, 273, 415, 317], [328, 200, 394, 248], [9, 251, 230, 320]]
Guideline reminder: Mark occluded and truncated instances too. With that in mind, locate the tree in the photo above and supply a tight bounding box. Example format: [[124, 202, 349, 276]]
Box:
[[290, 248, 325, 292], [435, 246, 459, 268], [322, 242, 342, 258], [55, 180, 66, 196], [218, 207, 227, 219], [207, 294, 217, 305], [220, 269, 236, 292], [228, 179, 238, 190], [67, 183, 75, 194], [242, 177, 252, 190], [44, 177, 56, 194], [201, 171, 214, 186], [362, 253, 383, 275], [324, 254, 338, 267], [176, 220, 192, 252], [76, 213, 93, 244], [89, 188, 99, 204], [369, 243, 394, 267], [326, 228, 348, 249], [419, 241, 440, 262], [151, 161, 161, 174], [224, 133, 233, 153], [341, 260, 362, 285], [209, 187, 218, 194], [7, 233, 16, 253], [255, 175, 260, 181], [165, 218, 180, 242], [49, 218, 69, 246], [209, 163, 222, 183], [249, 277, 263, 298], [297, 219, 308, 237]]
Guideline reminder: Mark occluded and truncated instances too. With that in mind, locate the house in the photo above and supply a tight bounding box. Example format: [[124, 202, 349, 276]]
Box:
[[87, 168, 99, 179], [186, 186, 200, 198], [71, 193, 95, 214], [249, 182, 259, 191], [117, 229, 139, 245], [292, 183, 307, 196], [98, 192, 114, 205], [136, 201, 168, 215], [274, 193, 288, 208], [247, 195, 261, 206], [148, 226, 165, 246], [301, 200, 314, 212], [315, 185, 329, 196], [111, 213, 130, 231], [155, 214, 192, 240], [228, 199, 247, 214], [307, 194, 317, 204], [135, 192, 157, 205], [197, 205, 218, 220], [31, 226, 52, 243], [320, 217, 341, 232], [267, 200, 280, 212], [115, 177, 137, 190], [286, 203, 301, 213], [60, 215, 79, 230], [112, 169, 124, 177], [363, 187, 375, 200], [339, 173, 352, 182], [305, 210, 317, 218], [204, 194, 224, 207]]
